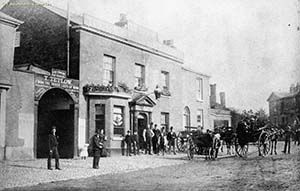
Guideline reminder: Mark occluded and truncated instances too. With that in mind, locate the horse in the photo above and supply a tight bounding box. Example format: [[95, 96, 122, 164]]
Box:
[[219, 126, 236, 155]]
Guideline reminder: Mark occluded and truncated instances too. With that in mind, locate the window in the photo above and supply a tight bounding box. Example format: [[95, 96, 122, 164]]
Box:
[[15, 31, 21, 48], [95, 104, 105, 133], [183, 106, 191, 128], [103, 55, 115, 85], [196, 78, 203, 100], [135, 64, 145, 87], [113, 106, 124, 136], [197, 109, 204, 127], [161, 112, 169, 132], [161, 71, 169, 90]]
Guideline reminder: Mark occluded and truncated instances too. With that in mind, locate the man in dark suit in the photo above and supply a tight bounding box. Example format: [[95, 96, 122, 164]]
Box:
[[125, 130, 132, 156], [48, 126, 61, 170], [92, 129, 104, 169], [282, 125, 294, 154]]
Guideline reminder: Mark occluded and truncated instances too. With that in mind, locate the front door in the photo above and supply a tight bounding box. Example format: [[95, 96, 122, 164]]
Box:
[[137, 113, 147, 150]]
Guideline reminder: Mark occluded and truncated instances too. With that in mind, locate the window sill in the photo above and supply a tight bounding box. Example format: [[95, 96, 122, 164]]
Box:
[[196, 99, 204, 103]]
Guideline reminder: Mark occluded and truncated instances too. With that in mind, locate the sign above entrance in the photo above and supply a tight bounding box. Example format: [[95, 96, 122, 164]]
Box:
[[34, 71, 79, 102], [51, 68, 67, 78]]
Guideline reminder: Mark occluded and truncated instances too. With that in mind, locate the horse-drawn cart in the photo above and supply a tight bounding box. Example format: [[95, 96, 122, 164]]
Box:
[[179, 126, 220, 160], [235, 121, 278, 157], [176, 126, 198, 152]]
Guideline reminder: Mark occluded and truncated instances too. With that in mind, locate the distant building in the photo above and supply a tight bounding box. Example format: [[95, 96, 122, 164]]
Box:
[[267, 83, 300, 127], [209, 84, 232, 129], [1, 0, 211, 159]]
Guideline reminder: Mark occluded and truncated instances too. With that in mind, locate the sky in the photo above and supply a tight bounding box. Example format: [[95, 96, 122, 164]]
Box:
[[1, 0, 299, 111]]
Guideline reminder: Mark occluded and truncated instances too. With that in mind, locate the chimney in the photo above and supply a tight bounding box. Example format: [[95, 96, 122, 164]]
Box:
[[210, 84, 217, 107], [163, 40, 174, 48], [220, 92, 226, 108], [115, 13, 128, 27], [290, 84, 296, 93]]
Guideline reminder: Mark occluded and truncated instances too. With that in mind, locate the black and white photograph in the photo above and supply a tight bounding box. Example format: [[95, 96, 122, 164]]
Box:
[[0, 0, 300, 190]]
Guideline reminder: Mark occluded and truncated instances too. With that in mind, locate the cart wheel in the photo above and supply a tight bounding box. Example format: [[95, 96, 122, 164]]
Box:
[[187, 137, 194, 160], [235, 140, 248, 157], [258, 132, 271, 157], [176, 132, 187, 152]]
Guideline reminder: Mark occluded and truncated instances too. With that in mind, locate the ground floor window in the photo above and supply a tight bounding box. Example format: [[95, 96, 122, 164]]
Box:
[[95, 104, 105, 133], [213, 120, 229, 129], [183, 106, 190, 128], [161, 112, 169, 132], [197, 109, 204, 128], [113, 106, 124, 136]]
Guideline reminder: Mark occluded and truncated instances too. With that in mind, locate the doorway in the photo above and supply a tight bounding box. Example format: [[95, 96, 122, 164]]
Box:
[[37, 88, 75, 158], [137, 113, 147, 150]]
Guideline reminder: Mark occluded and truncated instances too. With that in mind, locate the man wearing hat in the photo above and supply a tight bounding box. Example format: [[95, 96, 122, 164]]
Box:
[[282, 125, 294, 154], [92, 128, 104, 169], [125, 130, 132, 156], [48, 126, 61, 170]]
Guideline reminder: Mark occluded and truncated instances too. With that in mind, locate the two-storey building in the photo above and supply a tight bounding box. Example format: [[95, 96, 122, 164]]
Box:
[[1, 0, 210, 159], [267, 83, 300, 127]]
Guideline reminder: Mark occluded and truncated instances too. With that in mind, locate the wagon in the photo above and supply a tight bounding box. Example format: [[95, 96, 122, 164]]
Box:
[[182, 127, 219, 160], [176, 126, 198, 152], [235, 121, 274, 157]]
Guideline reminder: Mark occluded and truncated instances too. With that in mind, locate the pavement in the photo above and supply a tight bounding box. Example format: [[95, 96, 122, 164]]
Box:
[[0, 147, 243, 190]]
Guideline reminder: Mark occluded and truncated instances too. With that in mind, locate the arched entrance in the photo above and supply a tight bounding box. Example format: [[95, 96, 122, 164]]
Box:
[[137, 113, 147, 150], [183, 106, 191, 128], [37, 88, 75, 158]]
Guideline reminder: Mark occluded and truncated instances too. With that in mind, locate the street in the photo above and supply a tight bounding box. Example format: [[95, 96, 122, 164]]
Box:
[[4, 142, 300, 191]]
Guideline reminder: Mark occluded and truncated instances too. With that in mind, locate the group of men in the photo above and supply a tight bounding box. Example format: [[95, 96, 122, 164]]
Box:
[[121, 123, 177, 156]]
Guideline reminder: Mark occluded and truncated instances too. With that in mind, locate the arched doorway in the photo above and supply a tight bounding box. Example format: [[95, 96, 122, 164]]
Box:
[[183, 106, 191, 128], [137, 113, 148, 150], [37, 88, 75, 158]]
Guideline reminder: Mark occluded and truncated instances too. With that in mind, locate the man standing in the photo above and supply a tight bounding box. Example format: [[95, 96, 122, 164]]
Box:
[[92, 129, 103, 169], [152, 124, 159, 154], [167, 126, 177, 155], [48, 126, 61, 170], [125, 130, 132, 156], [143, 123, 154, 155], [282, 125, 293, 154], [132, 131, 139, 155]]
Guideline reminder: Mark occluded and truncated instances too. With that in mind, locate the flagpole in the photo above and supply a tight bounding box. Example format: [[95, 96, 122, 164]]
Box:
[[66, 0, 70, 77]]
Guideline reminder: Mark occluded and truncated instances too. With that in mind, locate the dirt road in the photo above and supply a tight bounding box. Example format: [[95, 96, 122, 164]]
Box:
[[6, 143, 300, 191]]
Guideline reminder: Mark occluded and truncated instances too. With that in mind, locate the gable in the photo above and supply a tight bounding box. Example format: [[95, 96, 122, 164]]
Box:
[[267, 93, 279, 102], [130, 94, 156, 107]]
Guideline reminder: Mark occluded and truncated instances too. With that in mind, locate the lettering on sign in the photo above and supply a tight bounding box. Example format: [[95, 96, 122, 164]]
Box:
[[34, 73, 79, 102]]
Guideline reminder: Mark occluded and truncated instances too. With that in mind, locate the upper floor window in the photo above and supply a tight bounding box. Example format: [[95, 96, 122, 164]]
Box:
[[103, 55, 115, 86], [15, 31, 21, 48], [196, 78, 203, 101], [135, 64, 145, 87], [161, 71, 169, 90]]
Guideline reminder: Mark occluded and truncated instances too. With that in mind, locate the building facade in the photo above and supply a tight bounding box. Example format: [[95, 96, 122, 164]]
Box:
[[209, 84, 232, 129], [267, 84, 300, 127], [0, 11, 24, 160], [1, 0, 210, 159]]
